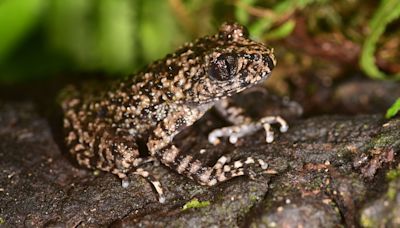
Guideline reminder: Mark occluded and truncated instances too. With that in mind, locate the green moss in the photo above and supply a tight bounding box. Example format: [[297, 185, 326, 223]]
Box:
[[387, 188, 396, 201], [0, 217, 4, 225], [182, 198, 210, 211], [360, 213, 375, 228], [93, 170, 101, 176], [333, 205, 341, 215], [386, 169, 400, 181], [249, 194, 258, 202], [308, 176, 324, 190], [362, 124, 370, 130], [372, 134, 396, 148], [386, 184, 397, 201]]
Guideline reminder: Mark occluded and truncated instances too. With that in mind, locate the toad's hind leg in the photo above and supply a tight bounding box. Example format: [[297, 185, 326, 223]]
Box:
[[117, 157, 166, 203], [96, 135, 166, 203], [122, 167, 165, 203], [148, 142, 268, 186], [147, 105, 269, 187], [63, 95, 166, 202]]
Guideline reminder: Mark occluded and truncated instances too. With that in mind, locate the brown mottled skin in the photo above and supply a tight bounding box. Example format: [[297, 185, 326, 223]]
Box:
[[62, 23, 283, 203]]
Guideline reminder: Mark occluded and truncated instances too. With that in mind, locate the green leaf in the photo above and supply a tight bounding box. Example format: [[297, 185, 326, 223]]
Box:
[[274, 0, 323, 13], [263, 19, 295, 40], [0, 0, 45, 62], [386, 168, 400, 181], [182, 199, 210, 210], [249, 18, 273, 40], [234, 0, 256, 25], [385, 98, 400, 119], [235, 0, 318, 40], [360, 0, 400, 80]]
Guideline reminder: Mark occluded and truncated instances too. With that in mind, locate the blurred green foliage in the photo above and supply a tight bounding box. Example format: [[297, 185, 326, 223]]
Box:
[[0, 0, 398, 83], [0, 0, 44, 63], [0, 0, 185, 83], [235, 0, 327, 40], [360, 0, 400, 80]]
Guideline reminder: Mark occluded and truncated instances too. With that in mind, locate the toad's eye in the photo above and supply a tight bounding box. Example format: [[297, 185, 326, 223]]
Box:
[[209, 53, 238, 81]]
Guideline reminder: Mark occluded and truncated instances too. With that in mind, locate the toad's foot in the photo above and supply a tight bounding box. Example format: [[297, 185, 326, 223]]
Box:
[[119, 157, 166, 203], [121, 168, 166, 203], [208, 116, 288, 145]]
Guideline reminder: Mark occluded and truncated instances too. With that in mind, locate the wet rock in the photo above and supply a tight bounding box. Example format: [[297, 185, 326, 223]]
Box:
[[249, 195, 341, 228], [360, 177, 400, 227], [333, 80, 400, 115], [0, 101, 399, 227]]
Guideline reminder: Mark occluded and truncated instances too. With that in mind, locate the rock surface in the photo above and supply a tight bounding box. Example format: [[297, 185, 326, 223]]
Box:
[[0, 99, 399, 227]]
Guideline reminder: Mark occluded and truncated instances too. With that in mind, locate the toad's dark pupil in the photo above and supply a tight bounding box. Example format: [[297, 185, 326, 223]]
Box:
[[209, 53, 238, 81]]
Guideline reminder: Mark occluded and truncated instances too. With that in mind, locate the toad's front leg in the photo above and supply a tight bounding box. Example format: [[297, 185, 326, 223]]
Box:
[[147, 104, 268, 187], [208, 99, 288, 145]]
